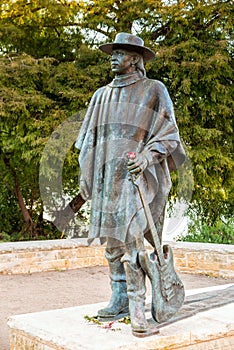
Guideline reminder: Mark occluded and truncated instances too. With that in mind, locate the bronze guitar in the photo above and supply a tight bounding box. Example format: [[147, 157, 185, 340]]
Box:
[[127, 149, 185, 323], [139, 243, 185, 323]]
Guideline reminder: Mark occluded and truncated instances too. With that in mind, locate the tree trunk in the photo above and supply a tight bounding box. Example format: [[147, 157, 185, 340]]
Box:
[[14, 177, 32, 224]]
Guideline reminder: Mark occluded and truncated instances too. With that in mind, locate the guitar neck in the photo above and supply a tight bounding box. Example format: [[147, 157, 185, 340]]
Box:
[[137, 184, 166, 267], [150, 224, 165, 266]]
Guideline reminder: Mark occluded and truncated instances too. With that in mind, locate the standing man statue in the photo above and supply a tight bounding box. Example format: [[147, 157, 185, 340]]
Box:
[[75, 33, 185, 336]]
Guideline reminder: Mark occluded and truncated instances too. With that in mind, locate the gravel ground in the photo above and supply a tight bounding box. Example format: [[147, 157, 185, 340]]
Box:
[[1, 266, 233, 350]]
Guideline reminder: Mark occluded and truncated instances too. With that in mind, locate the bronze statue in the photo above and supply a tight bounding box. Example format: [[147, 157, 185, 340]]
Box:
[[75, 33, 186, 336]]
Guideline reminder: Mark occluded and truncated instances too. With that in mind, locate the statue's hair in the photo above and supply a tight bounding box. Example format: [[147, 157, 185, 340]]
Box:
[[135, 55, 146, 77], [128, 51, 146, 77]]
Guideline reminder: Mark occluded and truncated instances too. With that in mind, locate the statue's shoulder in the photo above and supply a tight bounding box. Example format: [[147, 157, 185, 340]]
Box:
[[90, 86, 107, 103], [144, 77, 166, 89], [93, 85, 106, 96], [142, 78, 168, 95]]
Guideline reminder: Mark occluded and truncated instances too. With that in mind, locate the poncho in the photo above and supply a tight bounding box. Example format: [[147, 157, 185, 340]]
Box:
[[75, 72, 185, 244]]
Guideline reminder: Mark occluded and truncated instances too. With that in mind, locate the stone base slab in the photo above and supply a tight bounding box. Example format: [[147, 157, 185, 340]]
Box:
[[8, 284, 234, 350]]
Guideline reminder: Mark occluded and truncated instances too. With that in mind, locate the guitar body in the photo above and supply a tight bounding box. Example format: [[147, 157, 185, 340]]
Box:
[[139, 244, 185, 323], [127, 161, 185, 324]]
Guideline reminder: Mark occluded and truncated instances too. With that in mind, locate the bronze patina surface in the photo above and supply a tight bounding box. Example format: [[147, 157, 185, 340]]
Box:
[[75, 32, 186, 336]]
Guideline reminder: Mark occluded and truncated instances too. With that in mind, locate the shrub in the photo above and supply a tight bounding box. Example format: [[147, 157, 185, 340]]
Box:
[[176, 219, 234, 244]]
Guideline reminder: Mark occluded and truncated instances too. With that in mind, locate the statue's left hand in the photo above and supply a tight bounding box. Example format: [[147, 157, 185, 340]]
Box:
[[127, 152, 148, 175]]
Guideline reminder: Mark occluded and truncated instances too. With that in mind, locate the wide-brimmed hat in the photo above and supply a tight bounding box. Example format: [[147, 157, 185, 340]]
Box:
[[99, 32, 155, 62]]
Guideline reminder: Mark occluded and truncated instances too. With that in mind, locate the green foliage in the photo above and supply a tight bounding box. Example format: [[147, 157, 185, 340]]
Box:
[[0, 0, 82, 61], [0, 1, 111, 240], [145, 0, 234, 225], [177, 219, 234, 245], [78, 0, 234, 226], [0, 186, 23, 236], [84, 315, 102, 325], [0, 54, 63, 237], [0, 0, 233, 241]]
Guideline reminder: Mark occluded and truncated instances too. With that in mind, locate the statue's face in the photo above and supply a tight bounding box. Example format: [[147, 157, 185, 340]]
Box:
[[111, 49, 136, 75]]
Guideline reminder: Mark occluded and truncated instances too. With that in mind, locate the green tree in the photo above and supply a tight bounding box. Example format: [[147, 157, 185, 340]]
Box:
[[0, 0, 82, 61], [146, 0, 234, 225], [0, 0, 233, 240], [0, 0, 110, 239], [78, 0, 234, 226], [0, 55, 63, 237], [0, 51, 110, 238]]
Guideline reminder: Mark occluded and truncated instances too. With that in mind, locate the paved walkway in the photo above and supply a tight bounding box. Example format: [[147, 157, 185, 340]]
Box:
[[1, 266, 234, 350]]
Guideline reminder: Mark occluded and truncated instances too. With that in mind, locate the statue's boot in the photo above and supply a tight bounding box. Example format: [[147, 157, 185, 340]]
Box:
[[97, 259, 129, 318], [123, 261, 148, 334]]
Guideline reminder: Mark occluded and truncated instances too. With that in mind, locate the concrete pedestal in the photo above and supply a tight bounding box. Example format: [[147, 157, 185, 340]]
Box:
[[8, 284, 234, 350]]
